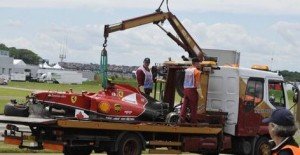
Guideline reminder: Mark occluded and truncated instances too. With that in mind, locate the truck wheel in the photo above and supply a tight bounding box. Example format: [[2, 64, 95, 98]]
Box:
[[63, 146, 92, 155], [4, 103, 29, 117], [204, 153, 218, 155], [117, 133, 142, 155], [254, 136, 271, 155]]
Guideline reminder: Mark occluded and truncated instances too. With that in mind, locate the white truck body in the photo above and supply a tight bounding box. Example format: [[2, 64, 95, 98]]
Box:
[[203, 49, 240, 66], [206, 66, 286, 135]]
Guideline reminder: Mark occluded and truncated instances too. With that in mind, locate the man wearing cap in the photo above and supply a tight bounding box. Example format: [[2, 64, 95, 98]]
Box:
[[136, 57, 153, 96], [262, 108, 300, 155], [180, 57, 201, 123]]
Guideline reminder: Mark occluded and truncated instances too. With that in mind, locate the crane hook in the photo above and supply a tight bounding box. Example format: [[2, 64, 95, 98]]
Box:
[[103, 37, 107, 48]]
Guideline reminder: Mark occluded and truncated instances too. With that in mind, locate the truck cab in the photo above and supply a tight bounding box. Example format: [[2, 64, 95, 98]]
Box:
[[157, 61, 288, 154], [202, 64, 288, 154], [206, 65, 287, 137]]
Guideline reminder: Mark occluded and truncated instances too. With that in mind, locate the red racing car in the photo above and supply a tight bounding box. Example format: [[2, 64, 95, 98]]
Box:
[[4, 82, 170, 122]]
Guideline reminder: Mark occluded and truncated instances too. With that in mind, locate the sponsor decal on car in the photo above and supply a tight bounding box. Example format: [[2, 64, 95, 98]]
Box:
[[105, 116, 135, 121], [71, 96, 77, 104], [99, 102, 110, 113], [114, 104, 121, 113], [124, 111, 133, 115], [117, 90, 124, 98], [48, 94, 66, 98]]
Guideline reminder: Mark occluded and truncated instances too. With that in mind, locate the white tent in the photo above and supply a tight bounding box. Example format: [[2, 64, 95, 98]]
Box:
[[53, 63, 63, 70], [39, 62, 63, 70], [13, 59, 26, 66], [39, 62, 52, 69]]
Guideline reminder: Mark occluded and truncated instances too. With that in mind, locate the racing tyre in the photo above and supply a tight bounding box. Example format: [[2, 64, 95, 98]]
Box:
[[165, 112, 179, 123], [4, 103, 29, 117]]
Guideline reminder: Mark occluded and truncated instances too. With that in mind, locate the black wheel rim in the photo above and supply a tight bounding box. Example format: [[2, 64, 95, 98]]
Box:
[[123, 139, 138, 155]]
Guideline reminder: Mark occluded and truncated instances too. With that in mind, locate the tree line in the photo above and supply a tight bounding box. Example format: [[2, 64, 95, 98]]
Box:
[[279, 70, 300, 82], [1, 43, 300, 82], [0, 43, 41, 65]]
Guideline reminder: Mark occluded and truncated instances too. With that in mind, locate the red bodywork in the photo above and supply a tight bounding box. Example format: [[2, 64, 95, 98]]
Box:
[[236, 98, 269, 136], [33, 83, 168, 121]]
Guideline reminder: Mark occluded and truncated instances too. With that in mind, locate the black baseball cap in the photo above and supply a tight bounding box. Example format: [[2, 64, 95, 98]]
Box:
[[262, 108, 295, 126], [192, 57, 200, 63], [144, 57, 150, 63]]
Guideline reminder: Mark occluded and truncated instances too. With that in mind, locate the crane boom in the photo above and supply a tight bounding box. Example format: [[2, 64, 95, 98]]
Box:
[[104, 12, 169, 36], [104, 11, 205, 61]]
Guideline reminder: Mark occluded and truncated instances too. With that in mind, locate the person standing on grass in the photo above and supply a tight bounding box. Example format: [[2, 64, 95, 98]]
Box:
[[262, 108, 300, 155]]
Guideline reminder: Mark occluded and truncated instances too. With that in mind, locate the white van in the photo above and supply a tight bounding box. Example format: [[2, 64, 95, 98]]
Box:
[[0, 74, 9, 85]]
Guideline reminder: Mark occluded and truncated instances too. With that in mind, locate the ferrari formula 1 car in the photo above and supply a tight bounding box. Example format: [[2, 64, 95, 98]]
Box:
[[4, 82, 174, 122]]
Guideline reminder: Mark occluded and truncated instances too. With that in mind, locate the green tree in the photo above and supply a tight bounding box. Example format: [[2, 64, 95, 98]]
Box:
[[9, 48, 41, 65], [279, 70, 300, 82], [0, 43, 9, 50], [0, 43, 42, 65]]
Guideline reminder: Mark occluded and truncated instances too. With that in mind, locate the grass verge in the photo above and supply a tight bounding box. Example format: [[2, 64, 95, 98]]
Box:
[[0, 142, 59, 153]]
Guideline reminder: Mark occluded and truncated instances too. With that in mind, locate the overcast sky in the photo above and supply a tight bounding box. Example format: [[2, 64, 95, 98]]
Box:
[[0, 0, 299, 71]]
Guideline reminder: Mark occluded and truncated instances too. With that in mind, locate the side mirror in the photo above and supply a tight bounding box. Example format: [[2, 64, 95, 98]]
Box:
[[293, 85, 299, 103], [151, 66, 158, 79]]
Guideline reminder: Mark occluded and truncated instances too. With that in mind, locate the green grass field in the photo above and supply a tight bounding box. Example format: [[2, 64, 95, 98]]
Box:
[[6, 81, 103, 93], [0, 142, 59, 153], [0, 81, 104, 114]]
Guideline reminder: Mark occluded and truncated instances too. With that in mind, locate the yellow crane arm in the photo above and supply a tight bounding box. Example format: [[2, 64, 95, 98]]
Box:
[[104, 12, 169, 36], [166, 13, 204, 60], [104, 11, 205, 61]]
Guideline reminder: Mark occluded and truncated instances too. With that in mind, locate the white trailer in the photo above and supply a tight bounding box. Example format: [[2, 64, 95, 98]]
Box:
[[52, 72, 84, 84], [203, 48, 240, 66], [38, 69, 84, 84], [10, 73, 26, 81]]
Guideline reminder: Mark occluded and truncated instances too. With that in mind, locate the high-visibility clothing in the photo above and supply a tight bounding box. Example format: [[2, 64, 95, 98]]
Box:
[[136, 66, 153, 89], [183, 67, 200, 88], [272, 145, 300, 155]]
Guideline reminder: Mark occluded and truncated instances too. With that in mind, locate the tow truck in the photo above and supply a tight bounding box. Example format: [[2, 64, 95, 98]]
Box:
[[0, 5, 299, 155]]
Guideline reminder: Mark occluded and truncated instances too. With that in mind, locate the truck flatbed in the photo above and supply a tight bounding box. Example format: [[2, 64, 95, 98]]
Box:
[[0, 115, 56, 126], [57, 119, 222, 134], [0, 114, 225, 155], [0, 115, 221, 135]]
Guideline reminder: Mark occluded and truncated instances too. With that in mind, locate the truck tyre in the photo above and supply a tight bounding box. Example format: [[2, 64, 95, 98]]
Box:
[[254, 136, 271, 155], [63, 146, 92, 155], [204, 153, 218, 155], [116, 133, 142, 155], [4, 103, 29, 117], [241, 140, 252, 155]]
